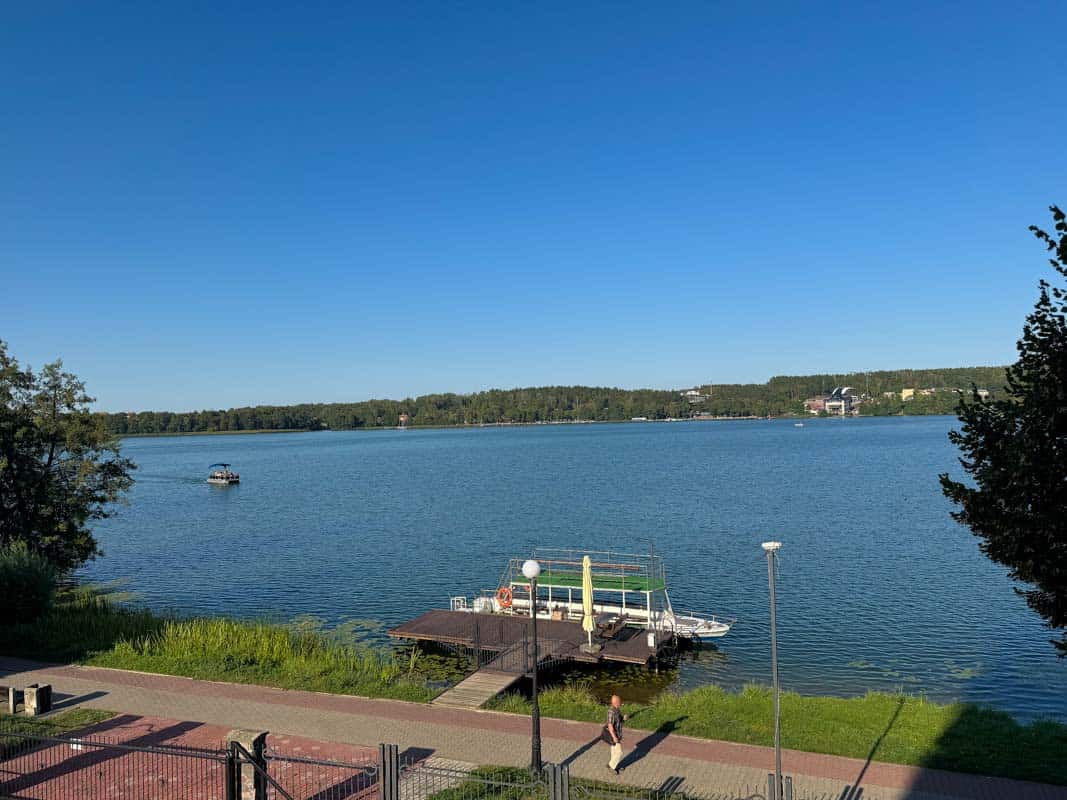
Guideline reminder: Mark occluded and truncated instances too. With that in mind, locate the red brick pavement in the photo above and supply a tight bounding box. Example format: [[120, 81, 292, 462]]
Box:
[[0, 714, 384, 800]]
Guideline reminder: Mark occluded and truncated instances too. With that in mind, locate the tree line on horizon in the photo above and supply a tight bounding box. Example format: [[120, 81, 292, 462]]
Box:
[[105, 365, 1008, 434]]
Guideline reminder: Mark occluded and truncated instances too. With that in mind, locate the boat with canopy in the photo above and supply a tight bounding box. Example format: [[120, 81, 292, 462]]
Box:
[[450, 547, 733, 642], [207, 463, 240, 485]]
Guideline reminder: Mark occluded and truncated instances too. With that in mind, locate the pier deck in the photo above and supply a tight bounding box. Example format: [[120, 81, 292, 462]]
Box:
[[431, 669, 521, 708], [389, 609, 664, 666]]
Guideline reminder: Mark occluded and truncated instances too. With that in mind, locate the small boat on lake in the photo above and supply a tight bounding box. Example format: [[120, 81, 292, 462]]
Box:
[[450, 547, 734, 642], [207, 463, 240, 485]]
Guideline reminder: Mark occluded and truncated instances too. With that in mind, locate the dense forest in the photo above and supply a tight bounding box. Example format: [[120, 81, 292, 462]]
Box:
[[104, 366, 1007, 435]]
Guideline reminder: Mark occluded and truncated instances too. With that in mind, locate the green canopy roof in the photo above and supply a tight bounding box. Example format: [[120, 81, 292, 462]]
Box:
[[517, 568, 666, 593]]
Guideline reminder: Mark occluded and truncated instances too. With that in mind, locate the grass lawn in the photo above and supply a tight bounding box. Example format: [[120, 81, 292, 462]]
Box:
[[0, 709, 114, 757], [426, 766, 693, 800], [487, 683, 1067, 786]]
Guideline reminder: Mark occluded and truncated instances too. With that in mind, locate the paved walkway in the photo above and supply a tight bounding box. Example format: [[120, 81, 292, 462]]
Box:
[[2, 658, 1064, 800]]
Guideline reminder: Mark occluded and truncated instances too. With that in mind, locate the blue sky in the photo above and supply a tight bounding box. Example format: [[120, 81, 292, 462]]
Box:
[[2, 3, 1064, 411]]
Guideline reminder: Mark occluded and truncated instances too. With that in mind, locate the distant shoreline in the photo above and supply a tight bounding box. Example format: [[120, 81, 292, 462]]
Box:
[[119, 428, 308, 438], [116, 413, 956, 439]]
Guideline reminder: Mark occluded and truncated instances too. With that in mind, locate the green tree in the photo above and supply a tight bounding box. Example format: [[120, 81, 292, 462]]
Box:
[[940, 206, 1067, 655], [0, 341, 135, 571]]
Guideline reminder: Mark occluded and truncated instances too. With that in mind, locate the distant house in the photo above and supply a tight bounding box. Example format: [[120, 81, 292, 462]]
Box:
[[804, 396, 826, 414], [901, 388, 916, 402], [976, 388, 991, 400], [681, 389, 707, 404], [824, 387, 860, 416], [882, 391, 897, 399]]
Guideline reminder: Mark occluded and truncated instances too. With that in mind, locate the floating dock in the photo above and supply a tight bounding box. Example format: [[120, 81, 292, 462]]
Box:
[[389, 609, 667, 666]]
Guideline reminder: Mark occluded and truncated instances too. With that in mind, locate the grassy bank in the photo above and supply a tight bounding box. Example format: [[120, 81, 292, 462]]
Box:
[[487, 683, 1067, 786], [4, 591, 438, 702]]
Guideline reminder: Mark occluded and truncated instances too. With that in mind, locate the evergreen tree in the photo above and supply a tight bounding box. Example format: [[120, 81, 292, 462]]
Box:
[[941, 206, 1067, 655]]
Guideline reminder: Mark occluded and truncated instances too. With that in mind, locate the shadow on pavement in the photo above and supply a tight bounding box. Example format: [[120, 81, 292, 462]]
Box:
[[399, 746, 435, 766], [47, 689, 109, 712], [561, 735, 602, 768], [619, 716, 688, 770]]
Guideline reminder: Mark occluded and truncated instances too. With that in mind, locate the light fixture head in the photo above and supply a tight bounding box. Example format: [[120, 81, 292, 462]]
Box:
[[761, 541, 782, 552], [521, 559, 542, 580]]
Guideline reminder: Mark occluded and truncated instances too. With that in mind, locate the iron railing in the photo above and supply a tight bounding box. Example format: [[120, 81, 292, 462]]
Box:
[[1, 718, 871, 800], [0, 723, 228, 800]]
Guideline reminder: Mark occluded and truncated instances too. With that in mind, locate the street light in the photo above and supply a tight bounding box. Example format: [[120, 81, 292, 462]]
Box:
[[521, 558, 542, 773], [762, 541, 783, 800]]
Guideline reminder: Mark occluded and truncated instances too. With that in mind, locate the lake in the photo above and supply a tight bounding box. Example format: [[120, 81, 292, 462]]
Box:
[[82, 417, 1067, 721]]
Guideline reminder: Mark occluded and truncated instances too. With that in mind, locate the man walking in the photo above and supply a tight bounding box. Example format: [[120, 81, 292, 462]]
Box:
[[605, 694, 629, 774]]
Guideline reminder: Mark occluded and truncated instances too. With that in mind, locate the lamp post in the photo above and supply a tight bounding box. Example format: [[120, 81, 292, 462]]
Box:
[[762, 541, 783, 800], [522, 559, 542, 773]]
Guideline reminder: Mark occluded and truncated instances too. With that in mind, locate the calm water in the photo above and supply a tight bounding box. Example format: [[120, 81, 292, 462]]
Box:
[[83, 418, 1067, 721]]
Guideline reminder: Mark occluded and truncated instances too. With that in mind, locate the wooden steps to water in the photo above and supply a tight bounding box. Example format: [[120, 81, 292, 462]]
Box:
[[431, 669, 520, 709]]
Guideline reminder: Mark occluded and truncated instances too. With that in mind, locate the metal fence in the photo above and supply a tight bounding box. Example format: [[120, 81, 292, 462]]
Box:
[[1, 721, 863, 800], [264, 743, 379, 800], [0, 724, 229, 799]]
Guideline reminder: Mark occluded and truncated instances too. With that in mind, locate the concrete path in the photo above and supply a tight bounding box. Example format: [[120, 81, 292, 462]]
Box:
[[2, 658, 1064, 800]]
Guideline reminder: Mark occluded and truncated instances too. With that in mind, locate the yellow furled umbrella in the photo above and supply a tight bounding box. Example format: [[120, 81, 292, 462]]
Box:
[[582, 555, 596, 649]]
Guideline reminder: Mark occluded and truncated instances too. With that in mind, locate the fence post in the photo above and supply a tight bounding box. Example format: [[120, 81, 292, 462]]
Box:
[[544, 762, 569, 800], [225, 745, 238, 800], [473, 615, 482, 667], [228, 729, 268, 800], [766, 773, 793, 800], [378, 743, 399, 800]]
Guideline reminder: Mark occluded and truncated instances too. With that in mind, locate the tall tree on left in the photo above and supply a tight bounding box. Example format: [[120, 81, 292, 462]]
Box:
[[0, 341, 135, 571]]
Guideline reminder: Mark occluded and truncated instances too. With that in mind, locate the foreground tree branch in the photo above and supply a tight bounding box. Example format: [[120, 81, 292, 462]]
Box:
[[941, 205, 1067, 655], [0, 342, 135, 571]]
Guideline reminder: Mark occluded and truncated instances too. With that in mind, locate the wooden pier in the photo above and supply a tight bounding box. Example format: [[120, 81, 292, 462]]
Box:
[[389, 609, 667, 667], [431, 670, 521, 708]]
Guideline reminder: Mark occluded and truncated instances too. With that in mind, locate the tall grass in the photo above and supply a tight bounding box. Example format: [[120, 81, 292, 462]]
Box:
[[0, 542, 58, 624], [4, 591, 434, 702]]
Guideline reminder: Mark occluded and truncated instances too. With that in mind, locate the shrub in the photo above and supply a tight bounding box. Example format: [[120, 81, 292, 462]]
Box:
[[0, 542, 58, 625]]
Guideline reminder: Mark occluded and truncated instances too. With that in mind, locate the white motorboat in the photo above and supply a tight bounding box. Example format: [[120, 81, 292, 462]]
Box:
[[664, 612, 733, 640]]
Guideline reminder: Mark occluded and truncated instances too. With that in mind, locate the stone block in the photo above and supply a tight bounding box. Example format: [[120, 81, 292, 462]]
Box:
[[24, 683, 52, 716]]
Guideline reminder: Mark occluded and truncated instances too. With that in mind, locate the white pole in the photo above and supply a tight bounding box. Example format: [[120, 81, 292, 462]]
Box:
[[762, 541, 783, 799]]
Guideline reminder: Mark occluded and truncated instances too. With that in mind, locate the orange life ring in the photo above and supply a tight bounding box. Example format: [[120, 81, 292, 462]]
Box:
[[496, 587, 513, 608]]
